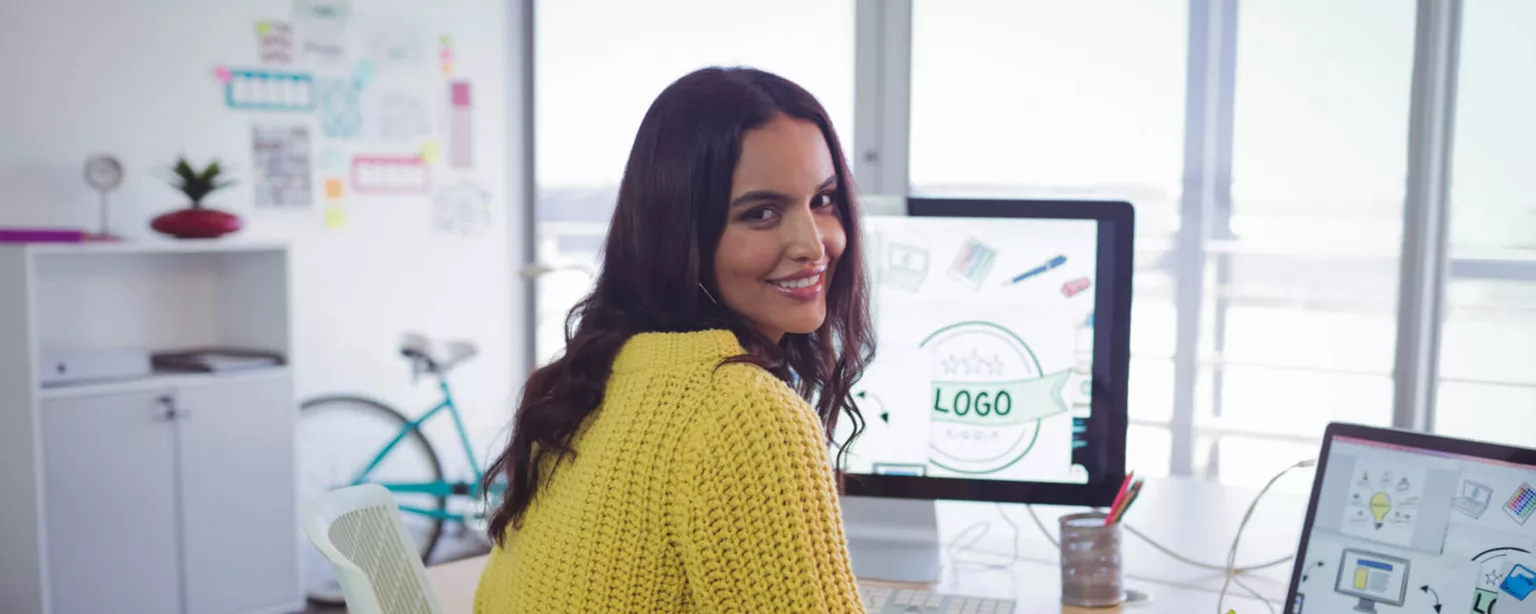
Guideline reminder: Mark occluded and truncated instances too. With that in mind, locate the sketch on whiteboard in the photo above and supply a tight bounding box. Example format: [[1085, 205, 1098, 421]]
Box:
[[369, 90, 432, 141], [433, 181, 492, 237], [293, 0, 351, 65], [252, 125, 313, 208], [317, 78, 362, 139]]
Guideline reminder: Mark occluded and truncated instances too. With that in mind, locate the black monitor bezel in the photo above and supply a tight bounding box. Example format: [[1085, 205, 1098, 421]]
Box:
[[1284, 422, 1536, 608], [842, 197, 1133, 508]]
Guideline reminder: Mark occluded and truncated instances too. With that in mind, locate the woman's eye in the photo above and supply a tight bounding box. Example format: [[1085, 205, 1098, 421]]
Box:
[[812, 192, 838, 209], [743, 206, 777, 222]]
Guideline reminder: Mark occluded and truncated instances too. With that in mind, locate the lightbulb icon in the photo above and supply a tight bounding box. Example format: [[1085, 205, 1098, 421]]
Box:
[[1370, 492, 1392, 529]]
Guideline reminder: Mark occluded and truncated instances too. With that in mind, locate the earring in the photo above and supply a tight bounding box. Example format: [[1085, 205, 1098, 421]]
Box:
[[699, 282, 720, 306]]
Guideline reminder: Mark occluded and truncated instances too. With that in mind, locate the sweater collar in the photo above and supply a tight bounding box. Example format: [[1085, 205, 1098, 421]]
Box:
[[612, 329, 746, 373]]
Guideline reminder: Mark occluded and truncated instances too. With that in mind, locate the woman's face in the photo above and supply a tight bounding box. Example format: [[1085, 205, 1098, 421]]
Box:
[[714, 115, 846, 342]]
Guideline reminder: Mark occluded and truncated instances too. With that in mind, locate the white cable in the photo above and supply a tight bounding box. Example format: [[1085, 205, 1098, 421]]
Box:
[[950, 461, 1315, 612], [1230, 575, 1277, 614], [1122, 523, 1295, 573], [1022, 504, 1295, 574], [1216, 458, 1316, 614], [944, 503, 1021, 571]]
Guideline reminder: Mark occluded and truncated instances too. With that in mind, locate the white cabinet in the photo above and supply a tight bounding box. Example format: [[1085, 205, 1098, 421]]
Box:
[[178, 377, 299, 614], [0, 242, 301, 614], [38, 374, 300, 614], [41, 390, 181, 614]]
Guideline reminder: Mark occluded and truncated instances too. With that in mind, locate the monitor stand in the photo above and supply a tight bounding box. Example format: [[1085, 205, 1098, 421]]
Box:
[[1353, 597, 1379, 613], [840, 495, 942, 583]]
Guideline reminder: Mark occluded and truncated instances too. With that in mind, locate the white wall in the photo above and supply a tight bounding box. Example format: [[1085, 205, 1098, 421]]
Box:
[[0, 0, 527, 472]]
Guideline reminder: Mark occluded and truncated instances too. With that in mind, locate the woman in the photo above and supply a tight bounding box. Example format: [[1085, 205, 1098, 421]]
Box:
[[474, 67, 875, 612]]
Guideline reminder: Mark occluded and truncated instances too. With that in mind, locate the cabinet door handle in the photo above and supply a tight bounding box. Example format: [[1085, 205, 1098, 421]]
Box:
[[156, 396, 178, 421]]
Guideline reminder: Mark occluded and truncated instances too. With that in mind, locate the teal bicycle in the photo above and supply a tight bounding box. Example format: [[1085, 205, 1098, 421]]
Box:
[[297, 333, 505, 605]]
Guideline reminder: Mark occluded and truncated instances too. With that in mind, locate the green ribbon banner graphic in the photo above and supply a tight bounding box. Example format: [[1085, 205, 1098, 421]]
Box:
[[929, 370, 1071, 427]]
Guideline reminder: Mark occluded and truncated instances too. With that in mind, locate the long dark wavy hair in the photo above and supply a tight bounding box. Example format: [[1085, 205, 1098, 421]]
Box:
[[481, 67, 875, 543]]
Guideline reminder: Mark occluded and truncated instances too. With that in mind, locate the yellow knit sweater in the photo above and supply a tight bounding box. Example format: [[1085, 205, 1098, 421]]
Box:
[[474, 330, 864, 613]]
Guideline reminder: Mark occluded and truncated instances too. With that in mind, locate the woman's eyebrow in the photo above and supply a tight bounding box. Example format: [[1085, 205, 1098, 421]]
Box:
[[729, 175, 840, 210], [730, 189, 790, 209]]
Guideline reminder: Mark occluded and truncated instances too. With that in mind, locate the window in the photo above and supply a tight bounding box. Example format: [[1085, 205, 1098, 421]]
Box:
[[1434, 0, 1536, 447], [909, 0, 1187, 477], [908, 0, 1421, 484], [1204, 0, 1416, 481], [533, 0, 855, 363], [527, 1, 1523, 484]]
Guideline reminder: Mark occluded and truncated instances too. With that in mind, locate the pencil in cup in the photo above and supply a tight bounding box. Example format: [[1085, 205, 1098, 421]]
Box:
[[1109, 479, 1144, 524]]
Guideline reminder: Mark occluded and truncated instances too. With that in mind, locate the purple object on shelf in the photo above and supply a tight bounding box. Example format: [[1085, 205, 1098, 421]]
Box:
[[0, 228, 87, 243]]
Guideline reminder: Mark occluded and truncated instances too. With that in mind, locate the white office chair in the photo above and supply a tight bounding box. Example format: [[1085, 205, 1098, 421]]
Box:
[[302, 484, 446, 614]]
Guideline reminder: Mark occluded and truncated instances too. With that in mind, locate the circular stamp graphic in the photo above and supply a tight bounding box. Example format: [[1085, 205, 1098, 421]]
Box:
[[921, 321, 1070, 475]]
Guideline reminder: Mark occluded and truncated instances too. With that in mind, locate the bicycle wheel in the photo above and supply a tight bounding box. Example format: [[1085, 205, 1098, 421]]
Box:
[[297, 395, 446, 606]]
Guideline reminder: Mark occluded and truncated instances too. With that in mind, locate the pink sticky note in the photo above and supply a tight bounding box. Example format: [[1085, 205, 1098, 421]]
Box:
[[214, 66, 232, 83]]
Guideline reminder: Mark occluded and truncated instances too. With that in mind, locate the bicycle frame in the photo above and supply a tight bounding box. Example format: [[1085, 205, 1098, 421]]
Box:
[[346, 379, 503, 522]]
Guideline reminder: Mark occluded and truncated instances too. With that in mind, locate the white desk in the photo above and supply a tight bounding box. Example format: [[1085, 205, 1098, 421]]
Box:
[[426, 476, 1313, 613], [935, 475, 1311, 598]]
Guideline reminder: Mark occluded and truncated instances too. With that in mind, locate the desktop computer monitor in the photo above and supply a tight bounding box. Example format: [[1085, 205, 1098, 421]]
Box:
[[1334, 548, 1411, 612], [837, 197, 1133, 581]]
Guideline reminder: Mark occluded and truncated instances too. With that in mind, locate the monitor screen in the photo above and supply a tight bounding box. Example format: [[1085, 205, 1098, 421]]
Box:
[[1292, 434, 1536, 613], [1334, 549, 1410, 606], [836, 206, 1113, 490]]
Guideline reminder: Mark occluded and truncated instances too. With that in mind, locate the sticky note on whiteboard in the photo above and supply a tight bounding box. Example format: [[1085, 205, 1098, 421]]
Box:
[[324, 178, 344, 199]]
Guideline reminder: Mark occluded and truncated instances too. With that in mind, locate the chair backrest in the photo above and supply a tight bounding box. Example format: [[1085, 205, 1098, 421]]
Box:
[[302, 484, 445, 614]]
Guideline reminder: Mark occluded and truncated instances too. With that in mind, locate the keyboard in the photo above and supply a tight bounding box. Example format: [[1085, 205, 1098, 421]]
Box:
[[858, 582, 1016, 614]]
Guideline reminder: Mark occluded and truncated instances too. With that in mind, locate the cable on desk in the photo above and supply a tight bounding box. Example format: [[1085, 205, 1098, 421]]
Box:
[[1021, 504, 1294, 574], [1216, 458, 1316, 614], [944, 503, 1021, 571], [945, 462, 1315, 612], [1230, 575, 1277, 614]]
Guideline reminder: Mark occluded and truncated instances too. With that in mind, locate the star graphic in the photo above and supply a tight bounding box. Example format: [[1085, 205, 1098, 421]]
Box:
[[942, 354, 961, 375], [961, 349, 984, 376], [986, 354, 1004, 376]]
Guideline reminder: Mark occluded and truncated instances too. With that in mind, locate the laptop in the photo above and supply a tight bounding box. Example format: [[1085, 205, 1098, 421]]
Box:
[[1285, 423, 1536, 614]]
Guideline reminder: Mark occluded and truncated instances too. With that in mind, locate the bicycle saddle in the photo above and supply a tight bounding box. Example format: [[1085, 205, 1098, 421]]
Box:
[[399, 332, 479, 372]]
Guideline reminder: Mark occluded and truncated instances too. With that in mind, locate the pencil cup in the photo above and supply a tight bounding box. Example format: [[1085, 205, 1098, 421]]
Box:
[[1059, 512, 1123, 608]]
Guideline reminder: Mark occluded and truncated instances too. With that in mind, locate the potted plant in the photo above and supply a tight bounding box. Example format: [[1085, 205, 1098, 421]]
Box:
[[151, 157, 243, 239]]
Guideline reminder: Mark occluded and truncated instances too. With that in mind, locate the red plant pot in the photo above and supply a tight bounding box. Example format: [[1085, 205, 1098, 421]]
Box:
[[150, 207, 242, 239]]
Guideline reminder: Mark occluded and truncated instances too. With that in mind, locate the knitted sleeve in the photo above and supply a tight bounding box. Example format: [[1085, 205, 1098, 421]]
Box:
[[674, 366, 864, 613]]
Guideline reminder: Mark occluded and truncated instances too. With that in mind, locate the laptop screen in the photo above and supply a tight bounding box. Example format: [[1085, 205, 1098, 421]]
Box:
[[1291, 434, 1536, 613]]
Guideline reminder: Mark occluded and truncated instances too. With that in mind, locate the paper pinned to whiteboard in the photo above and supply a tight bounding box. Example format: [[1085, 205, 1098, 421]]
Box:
[[252, 125, 314, 208], [368, 90, 432, 141], [293, 0, 351, 66], [255, 21, 293, 64], [355, 17, 434, 142], [362, 18, 430, 73]]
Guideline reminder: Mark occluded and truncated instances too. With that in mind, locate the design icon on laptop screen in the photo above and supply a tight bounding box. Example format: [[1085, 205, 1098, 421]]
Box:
[[1454, 479, 1494, 519], [1334, 549, 1410, 613], [1507, 483, 1535, 525], [1474, 588, 1499, 613], [1504, 564, 1536, 601]]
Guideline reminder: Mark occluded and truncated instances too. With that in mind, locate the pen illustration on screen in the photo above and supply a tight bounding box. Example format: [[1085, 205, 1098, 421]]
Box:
[[1004, 254, 1066, 285]]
